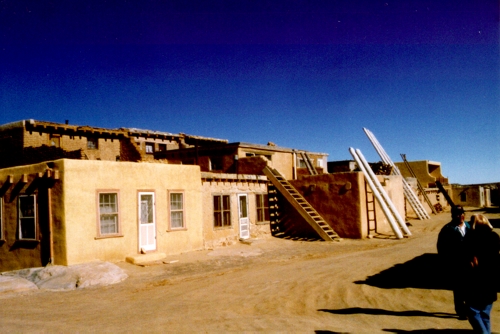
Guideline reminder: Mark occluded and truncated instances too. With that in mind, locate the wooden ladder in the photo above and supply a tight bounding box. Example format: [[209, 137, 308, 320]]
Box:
[[300, 152, 318, 175], [365, 182, 377, 236], [263, 166, 341, 241]]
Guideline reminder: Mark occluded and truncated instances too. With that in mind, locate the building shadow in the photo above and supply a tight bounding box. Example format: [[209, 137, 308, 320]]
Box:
[[354, 253, 449, 290], [383, 330, 471, 333], [318, 307, 457, 319], [316, 331, 470, 334]]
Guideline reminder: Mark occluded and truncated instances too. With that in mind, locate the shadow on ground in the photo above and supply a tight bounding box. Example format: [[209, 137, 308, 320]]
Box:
[[354, 253, 449, 290], [316, 308, 467, 334], [318, 307, 457, 319], [316, 331, 470, 334]]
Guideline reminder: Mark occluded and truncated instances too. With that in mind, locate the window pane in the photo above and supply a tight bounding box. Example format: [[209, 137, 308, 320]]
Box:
[[214, 212, 222, 227], [170, 193, 183, 210], [19, 196, 35, 218], [20, 218, 36, 239], [99, 193, 118, 235], [19, 195, 36, 239], [223, 211, 231, 226], [140, 195, 154, 224], [213, 196, 221, 211], [171, 211, 183, 228], [100, 214, 118, 234], [222, 195, 230, 210]]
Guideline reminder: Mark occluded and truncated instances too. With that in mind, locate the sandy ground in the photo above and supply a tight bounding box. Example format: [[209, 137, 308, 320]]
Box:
[[1, 207, 499, 333]]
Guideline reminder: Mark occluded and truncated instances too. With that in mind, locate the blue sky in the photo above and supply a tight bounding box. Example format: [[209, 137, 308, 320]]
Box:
[[1, 1, 499, 184]]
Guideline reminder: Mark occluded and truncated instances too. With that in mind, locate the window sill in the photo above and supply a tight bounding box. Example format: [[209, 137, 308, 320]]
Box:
[[95, 234, 124, 240], [213, 226, 233, 231], [167, 228, 187, 232]]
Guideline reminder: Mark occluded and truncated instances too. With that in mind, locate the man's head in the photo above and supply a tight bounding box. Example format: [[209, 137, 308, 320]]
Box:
[[451, 205, 465, 223]]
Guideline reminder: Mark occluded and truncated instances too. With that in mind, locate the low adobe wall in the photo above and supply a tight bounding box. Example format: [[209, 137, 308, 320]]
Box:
[[290, 172, 404, 239]]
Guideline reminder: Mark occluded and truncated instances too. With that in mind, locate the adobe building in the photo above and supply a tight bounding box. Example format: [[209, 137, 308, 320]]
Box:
[[0, 119, 409, 271], [0, 119, 227, 169], [155, 141, 328, 180], [394, 160, 452, 214], [451, 183, 498, 208]]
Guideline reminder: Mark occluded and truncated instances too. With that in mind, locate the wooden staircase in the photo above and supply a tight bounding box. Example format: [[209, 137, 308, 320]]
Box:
[[263, 166, 341, 241]]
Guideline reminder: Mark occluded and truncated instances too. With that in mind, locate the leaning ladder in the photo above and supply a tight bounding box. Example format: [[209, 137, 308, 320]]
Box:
[[363, 128, 430, 220], [350, 148, 410, 239], [263, 166, 341, 241], [300, 152, 318, 175], [400, 154, 438, 215]]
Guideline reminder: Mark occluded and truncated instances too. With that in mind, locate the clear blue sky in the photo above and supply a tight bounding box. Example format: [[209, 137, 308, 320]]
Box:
[[1, 1, 499, 184]]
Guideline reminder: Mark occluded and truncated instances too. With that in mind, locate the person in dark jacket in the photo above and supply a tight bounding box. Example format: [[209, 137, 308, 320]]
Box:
[[464, 214, 500, 334], [436, 205, 470, 319]]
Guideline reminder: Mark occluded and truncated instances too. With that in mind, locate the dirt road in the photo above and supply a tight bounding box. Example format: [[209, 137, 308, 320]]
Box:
[[1, 208, 499, 333]]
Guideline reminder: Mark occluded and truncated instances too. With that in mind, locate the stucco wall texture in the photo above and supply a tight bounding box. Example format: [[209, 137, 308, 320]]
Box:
[[290, 172, 404, 239], [201, 176, 270, 249], [60, 160, 204, 265], [0, 159, 204, 270]]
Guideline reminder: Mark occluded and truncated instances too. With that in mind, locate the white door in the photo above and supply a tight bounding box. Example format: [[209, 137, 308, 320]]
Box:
[[238, 194, 250, 239], [138, 192, 156, 252]]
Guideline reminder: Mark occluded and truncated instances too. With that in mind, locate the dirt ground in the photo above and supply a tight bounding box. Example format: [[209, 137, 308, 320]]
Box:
[[1, 207, 500, 333]]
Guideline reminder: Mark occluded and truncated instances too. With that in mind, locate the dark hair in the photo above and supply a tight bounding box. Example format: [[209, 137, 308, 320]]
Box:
[[451, 205, 465, 217]]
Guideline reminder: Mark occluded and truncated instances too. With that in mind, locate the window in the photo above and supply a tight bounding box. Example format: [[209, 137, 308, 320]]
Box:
[[298, 159, 306, 168], [18, 195, 36, 240], [98, 192, 120, 236], [170, 192, 184, 229], [49, 134, 60, 147], [256, 194, 270, 222], [87, 137, 98, 149], [317, 159, 323, 168], [145, 142, 154, 154], [214, 195, 231, 227], [210, 157, 223, 171], [158, 144, 167, 152], [460, 192, 467, 202]]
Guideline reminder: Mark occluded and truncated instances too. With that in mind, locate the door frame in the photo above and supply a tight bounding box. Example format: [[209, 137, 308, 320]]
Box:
[[138, 191, 157, 252], [237, 193, 250, 239]]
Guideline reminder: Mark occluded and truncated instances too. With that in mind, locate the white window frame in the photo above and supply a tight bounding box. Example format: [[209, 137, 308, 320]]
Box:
[[169, 191, 185, 230], [18, 194, 37, 240], [145, 142, 154, 154], [97, 191, 121, 238]]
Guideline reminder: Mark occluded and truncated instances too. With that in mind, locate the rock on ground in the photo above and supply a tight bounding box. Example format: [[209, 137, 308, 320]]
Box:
[[1, 261, 128, 292]]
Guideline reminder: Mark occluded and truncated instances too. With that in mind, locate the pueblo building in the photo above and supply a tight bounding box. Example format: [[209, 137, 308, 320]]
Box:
[[0, 119, 409, 271]]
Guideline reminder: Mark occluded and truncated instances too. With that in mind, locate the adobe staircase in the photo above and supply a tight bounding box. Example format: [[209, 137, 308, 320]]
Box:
[[263, 166, 341, 241]]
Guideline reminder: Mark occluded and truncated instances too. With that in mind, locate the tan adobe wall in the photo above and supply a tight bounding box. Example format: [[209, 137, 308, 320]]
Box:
[[201, 174, 270, 249], [237, 156, 269, 175], [23, 129, 121, 162], [59, 159, 204, 265], [394, 161, 447, 188], [289, 173, 402, 239], [0, 161, 64, 271], [451, 185, 488, 208], [402, 178, 451, 217]]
